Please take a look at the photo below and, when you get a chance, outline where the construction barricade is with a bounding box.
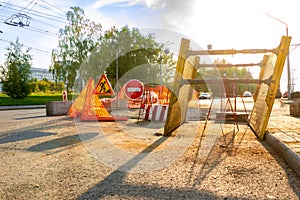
[144,104,169,121]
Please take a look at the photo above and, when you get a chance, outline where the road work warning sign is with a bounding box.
[94,74,115,96]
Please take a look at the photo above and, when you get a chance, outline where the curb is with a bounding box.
[265,132,300,177]
[0,105,46,111]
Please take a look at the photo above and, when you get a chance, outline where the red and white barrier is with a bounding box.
[144,104,169,121]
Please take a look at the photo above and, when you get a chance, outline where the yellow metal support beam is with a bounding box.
[164,38,190,136]
[189,48,277,56]
[186,78,271,85]
[197,62,262,68]
[248,36,291,140]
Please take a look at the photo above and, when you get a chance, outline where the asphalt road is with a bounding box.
[0,109,65,137]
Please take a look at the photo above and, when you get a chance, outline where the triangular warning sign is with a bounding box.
[80,78,127,121]
[94,74,115,96]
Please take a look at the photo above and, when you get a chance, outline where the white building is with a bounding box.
[30,67,54,81]
[0,67,54,92]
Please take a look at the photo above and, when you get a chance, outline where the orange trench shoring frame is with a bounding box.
[164,36,291,141]
[69,78,128,121]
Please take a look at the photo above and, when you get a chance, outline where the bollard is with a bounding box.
[62,90,67,101]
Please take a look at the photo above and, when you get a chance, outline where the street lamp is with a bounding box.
[116,48,119,108]
[266,13,292,99]
[159,41,173,94]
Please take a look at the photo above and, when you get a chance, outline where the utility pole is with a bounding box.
[116,48,119,108]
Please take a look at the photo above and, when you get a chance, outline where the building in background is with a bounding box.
[0,67,54,92]
[30,67,54,81]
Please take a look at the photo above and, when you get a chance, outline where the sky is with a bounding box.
[0,0,299,92]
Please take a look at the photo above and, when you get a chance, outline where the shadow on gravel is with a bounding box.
[77,134,253,200]
[28,133,98,153]
[0,117,74,144]
[78,170,233,200]
[188,125,248,188]
[0,131,55,144]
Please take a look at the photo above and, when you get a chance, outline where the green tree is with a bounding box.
[81,26,175,88]
[196,58,256,96]
[50,6,102,94]
[0,38,32,99]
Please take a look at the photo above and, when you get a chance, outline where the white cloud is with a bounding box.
[89,0,138,9]
[144,0,166,9]
[89,0,166,10]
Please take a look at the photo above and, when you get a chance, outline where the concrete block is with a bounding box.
[46,101,72,116]
[290,102,300,117]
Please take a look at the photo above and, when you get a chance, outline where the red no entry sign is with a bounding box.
[124,79,144,99]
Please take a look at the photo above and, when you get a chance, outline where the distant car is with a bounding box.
[242,91,252,97]
[199,92,211,99]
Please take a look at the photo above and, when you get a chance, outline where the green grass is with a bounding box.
[0,92,76,106]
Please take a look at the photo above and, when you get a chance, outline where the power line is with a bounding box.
[0,0,12,12]
[19,0,37,13]
[0,1,68,37]
[24,25,58,37]
[30,17,61,29]
[39,0,66,15]
[22,0,66,18]
[0,1,67,23]
[4,13,31,27]
[0,17,59,38]
[0,38,51,54]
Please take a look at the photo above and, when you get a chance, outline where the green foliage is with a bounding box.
[0,92,68,106]
[29,79,65,93]
[0,38,32,99]
[81,26,176,88]
[50,6,102,93]
[50,7,175,93]
[196,58,256,96]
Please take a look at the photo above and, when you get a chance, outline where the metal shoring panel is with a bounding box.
[248,36,291,140]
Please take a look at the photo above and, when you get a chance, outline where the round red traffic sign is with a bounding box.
[124,79,144,99]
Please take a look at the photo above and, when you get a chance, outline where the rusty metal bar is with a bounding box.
[196,62,262,68]
[189,48,277,56]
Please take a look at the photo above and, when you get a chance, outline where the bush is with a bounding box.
[29,80,65,93]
